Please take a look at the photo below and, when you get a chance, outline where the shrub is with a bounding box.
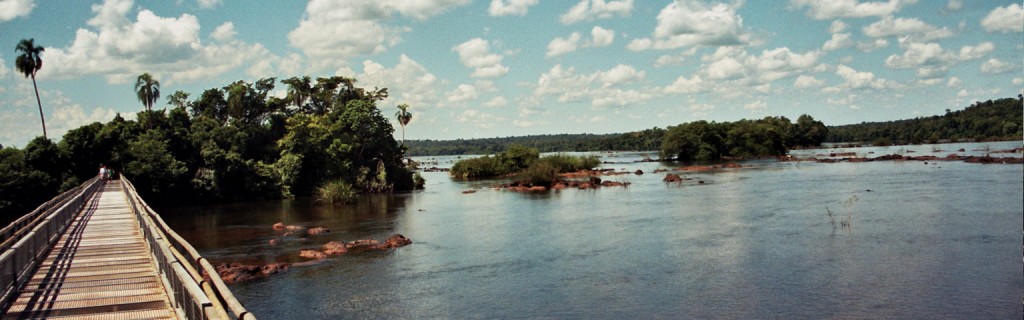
[517,161,559,187]
[316,180,358,204]
[537,153,600,172]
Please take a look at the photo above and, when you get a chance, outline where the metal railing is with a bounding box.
[121,177,256,320]
[0,177,103,312]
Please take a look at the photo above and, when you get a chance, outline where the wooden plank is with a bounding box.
[2,182,178,320]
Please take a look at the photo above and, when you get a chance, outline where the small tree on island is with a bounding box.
[394,103,412,146]
[15,38,47,139]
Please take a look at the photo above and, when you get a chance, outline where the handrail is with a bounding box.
[120,177,256,320]
[0,177,100,252]
[0,177,103,312]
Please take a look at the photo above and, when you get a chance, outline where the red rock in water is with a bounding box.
[299,250,326,259]
[216,262,289,284]
[268,238,280,246]
[322,241,349,255]
[663,174,683,182]
[272,222,286,230]
[384,234,412,248]
[307,227,330,235]
[346,239,382,253]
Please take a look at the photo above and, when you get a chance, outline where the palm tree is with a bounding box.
[282,76,312,111]
[135,73,161,111]
[15,38,46,139]
[394,103,412,146]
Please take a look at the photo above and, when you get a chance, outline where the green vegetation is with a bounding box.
[409,98,1021,157]
[450,145,600,180]
[1,75,416,225]
[660,115,826,161]
[826,97,1023,144]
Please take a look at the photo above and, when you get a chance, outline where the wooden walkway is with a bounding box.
[2,182,177,319]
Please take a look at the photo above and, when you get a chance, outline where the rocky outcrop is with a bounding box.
[215,262,290,284]
[307,227,330,235]
[663,174,683,183]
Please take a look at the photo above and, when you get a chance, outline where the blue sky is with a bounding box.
[1,0,1021,148]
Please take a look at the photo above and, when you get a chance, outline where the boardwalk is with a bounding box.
[2,182,177,319]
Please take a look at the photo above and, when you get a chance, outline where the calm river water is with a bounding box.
[161,141,1023,319]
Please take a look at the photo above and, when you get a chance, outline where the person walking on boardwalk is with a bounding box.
[99,164,107,180]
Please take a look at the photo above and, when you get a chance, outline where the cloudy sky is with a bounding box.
[1,0,1021,147]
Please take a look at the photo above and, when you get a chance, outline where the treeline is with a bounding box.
[1,76,417,225]
[408,97,1022,157]
[826,97,1022,144]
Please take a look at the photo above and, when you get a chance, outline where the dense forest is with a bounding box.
[408,97,1022,156]
[1,75,419,225]
[825,97,1022,144]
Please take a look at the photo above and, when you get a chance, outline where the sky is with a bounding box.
[0,0,1021,148]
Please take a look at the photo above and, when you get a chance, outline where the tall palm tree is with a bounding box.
[15,38,46,139]
[135,73,161,111]
[394,103,412,146]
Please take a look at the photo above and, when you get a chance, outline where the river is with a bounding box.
[161,141,1023,319]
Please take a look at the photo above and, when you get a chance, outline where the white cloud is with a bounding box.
[628,0,749,50]
[794,75,824,89]
[546,33,581,58]
[288,0,471,71]
[823,33,853,51]
[489,0,538,16]
[857,38,889,51]
[980,58,1016,74]
[706,57,745,80]
[597,64,644,87]
[862,16,953,41]
[790,0,917,20]
[0,57,8,78]
[197,0,222,9]
[836,64,890,89]
[560,0,633,24]
[958,42,994,60]
[663,75,705,94]
[453,38,509,78]
[456,109,503,128]
[547,27,615,57]
[483,96,508,108]
[356,55,441,109]
[1012,78,1023,85]
[744,100,767,111]
[981,4,1023,33]
[884,42,956,69]
[42,0,277,84]
[211,22,236,42]
[0,0,34,21]
[589,26,615,47]
[446,84,479,103]
[829,20,848,33]
[946,76,961,87]
[533,64,653,108]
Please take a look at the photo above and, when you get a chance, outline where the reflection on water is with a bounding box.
[159,141,1023,319]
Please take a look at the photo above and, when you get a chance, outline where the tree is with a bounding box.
[166,90,190,109]
[394,103,412,146]
[281,76,312,111]
[135,73,161,111]
[15,38,47,139]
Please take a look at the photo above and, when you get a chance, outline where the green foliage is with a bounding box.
[316,180,358,204]
[827,98,1022,143]
[517,161,559,187]
[450,146,599,180]
[0,75,418,216]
